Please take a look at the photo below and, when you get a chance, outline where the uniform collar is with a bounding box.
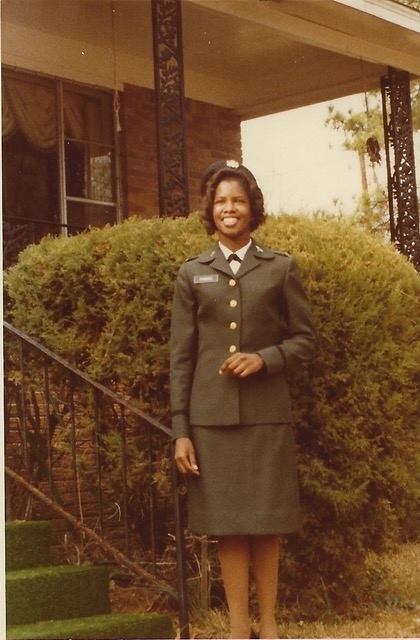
[198,239,275,276]
[218,239,252,262]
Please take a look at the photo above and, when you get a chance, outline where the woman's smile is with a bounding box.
[222,216,239,228]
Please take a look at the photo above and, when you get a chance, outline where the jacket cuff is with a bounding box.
[256,345,287,375]
[171,412,191,441]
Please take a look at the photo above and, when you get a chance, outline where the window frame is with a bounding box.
[3,66,122,236]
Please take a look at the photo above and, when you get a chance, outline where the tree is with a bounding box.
[396,0,420,10]
[325,82,420,234]
[325,92,387,229]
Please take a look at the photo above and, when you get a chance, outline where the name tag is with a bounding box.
[194,274,219,284]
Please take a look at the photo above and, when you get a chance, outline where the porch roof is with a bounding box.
[2,0,420,119]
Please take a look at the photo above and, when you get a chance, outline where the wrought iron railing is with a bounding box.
[3,216,86,270]
[3,321,190,638]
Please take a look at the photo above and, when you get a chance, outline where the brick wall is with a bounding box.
[120,85,159,219]
[120,84,242,219]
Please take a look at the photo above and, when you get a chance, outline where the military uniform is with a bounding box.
[170,239,315,535]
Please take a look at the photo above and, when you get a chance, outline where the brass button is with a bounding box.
[229,279,236,287]
[229,345,237,353]
[230,300,237,308]
[230,322,237,330]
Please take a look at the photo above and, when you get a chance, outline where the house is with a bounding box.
[3,5,420,635]
[2,0,420,265]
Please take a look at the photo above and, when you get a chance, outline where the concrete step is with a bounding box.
[6,564,110,626]
[6,612,175,639]
[5,520,51,571]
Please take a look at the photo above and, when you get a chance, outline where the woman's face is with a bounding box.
[212,179,252,248]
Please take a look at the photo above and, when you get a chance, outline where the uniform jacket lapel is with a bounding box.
[197,245,231,277]
[197,240,275,278]
[238,240,275,277]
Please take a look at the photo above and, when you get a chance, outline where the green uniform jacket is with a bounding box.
[170,239,315,439]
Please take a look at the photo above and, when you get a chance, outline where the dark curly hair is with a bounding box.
[199,164,266,236]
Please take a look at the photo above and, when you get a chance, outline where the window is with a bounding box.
[2,69,120,248]
[64,87,118,230]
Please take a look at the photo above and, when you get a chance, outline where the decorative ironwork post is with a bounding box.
[152,0,189,218]
[381,67,420,271]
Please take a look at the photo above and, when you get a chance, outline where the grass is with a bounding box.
[109,543,420,638]
[191,609,420,638]
[188,543,420,639]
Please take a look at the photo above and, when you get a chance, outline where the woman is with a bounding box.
[170,160,315,639]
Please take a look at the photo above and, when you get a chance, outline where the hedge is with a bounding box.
[5,520,51,571]
[5,213,420,615]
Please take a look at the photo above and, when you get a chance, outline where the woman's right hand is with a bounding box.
[174,437,200,476]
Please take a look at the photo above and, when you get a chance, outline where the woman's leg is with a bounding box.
[251,535,280,639]
[218,535,251,639]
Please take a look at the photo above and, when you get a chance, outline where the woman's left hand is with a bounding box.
[219,352,265,378]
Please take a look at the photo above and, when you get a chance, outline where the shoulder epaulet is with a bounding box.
[274,250,291,257]
[184,255,198,263]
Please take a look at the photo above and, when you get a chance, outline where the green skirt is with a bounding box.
[187,423,301,536]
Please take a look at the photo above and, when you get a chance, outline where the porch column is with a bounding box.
[151,0,189,218]
[381,67,420,271]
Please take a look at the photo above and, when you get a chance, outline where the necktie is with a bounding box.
[227,253,241,274]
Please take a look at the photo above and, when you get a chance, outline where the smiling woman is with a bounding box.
[170,160,315,639]
[211,180,252,249]
[198,160,265,236]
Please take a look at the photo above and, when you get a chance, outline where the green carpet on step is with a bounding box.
[6,612,175,639]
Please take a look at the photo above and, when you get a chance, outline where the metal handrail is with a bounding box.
[3,215,85,232]
[5,322,171,436]
[3,320,189,638]
[2,216,87,270]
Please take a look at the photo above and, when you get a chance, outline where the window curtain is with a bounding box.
[2,76,57,149]
[1,76,95,149]
[63,91,85,141]
[64,90,103,144]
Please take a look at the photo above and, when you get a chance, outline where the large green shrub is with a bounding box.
[5,213,420,615]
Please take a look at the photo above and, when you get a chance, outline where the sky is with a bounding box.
[241,93,388,216]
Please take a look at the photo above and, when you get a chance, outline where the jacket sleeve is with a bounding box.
[170,263,198,440]
[256,256,315,375]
